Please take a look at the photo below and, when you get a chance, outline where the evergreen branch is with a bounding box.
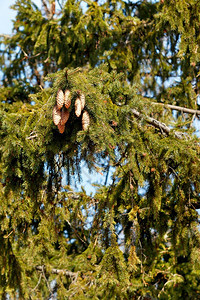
[130,109,188,139]
[36,266,78,281]
[152,102,200,116]
[158,274,184,298]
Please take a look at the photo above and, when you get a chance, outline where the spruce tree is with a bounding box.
[0,0,200,299]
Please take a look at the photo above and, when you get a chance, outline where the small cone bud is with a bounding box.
[57,122,65,134]
[80,93,85,111]
[56,89,65,110]
[61,108,70,125]
[82,111,90,131]
[53,105,61,125]
[75,98,82,117]
[64,89,71,109]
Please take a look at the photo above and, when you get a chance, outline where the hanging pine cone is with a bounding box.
[57,122,65,134]
[60,108,70,125]
[82,110,90,131]
[53,105,61,125]
[64,89,71,109]
[75,97,82,117]
[80,93,85,111]
[56,89,65,110]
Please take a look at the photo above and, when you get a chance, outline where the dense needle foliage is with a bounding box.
[0,0,200,298]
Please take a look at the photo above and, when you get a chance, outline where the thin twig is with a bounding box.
[21,52,42,61]
[26,134,38,140]
[42,0,50,17]
[3,230,14,238]
[151,102,200,116]
[41,265,52,294]
[190,113,196,128]
[57,0,62,10]
[66,220,88,245]
[32,273,42,292]
[168,166,180,180]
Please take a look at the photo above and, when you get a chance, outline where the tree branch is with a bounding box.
[42,0,50,17]
[27,107,188,141]
[57,0,63,10]
[32,273,42,292]
[130,108,188,139]
[0,34,11,39]
[36,266,78,281]
[66,219,88,245]
[152,102,200,116]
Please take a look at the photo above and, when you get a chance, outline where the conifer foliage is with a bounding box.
[0,0,200,298]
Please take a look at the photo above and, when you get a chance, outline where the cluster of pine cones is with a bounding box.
[52,89,90,133]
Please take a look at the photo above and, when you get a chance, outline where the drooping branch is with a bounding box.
[130,109,188,139]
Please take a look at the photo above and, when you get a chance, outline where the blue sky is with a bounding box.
[0,1,16,34]
[0,0,41,34]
